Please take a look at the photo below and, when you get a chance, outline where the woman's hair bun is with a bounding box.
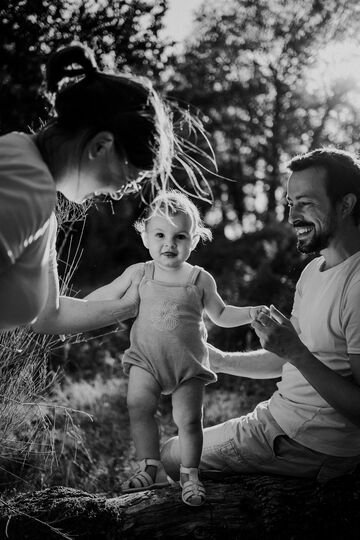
[46,43,98,93]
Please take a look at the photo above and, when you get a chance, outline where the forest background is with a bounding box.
[1,0,360,496]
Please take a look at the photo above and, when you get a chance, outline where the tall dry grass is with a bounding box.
[0,197,92,491]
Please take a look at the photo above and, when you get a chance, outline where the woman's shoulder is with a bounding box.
[0,132,56,199]
[0,132,57,261]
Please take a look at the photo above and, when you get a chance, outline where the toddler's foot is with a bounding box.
[122,458,170,493]
[180,465,206,506]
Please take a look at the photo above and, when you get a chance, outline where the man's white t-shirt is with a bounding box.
[269,252,360,456]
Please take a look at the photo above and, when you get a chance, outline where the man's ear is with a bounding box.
[191,234,200,250]
[88,131,114,160]
[141,231,149,249]
[340,193,357,219]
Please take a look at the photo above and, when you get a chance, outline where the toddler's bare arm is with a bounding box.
[200,270,267,327]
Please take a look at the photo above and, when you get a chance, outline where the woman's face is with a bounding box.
[57,131,143,204]
[76,151,128,204]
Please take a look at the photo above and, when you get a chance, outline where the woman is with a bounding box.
[0,43,176,333]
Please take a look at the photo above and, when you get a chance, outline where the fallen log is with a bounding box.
[1,470,360,540]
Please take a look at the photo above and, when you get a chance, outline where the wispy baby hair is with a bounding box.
[134,190,212,242]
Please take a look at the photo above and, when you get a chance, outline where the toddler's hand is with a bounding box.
[249,305,270,321]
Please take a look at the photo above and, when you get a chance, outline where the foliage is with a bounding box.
[166,0,360,229]
[0,0,170,134]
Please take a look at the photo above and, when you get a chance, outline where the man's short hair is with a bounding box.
[289,147,360,224]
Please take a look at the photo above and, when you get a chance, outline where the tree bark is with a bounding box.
[1,470,360,540]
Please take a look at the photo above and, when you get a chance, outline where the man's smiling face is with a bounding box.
[287,166,339,254]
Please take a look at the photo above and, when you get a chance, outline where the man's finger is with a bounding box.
[256,312,273,327]
[251,319,267,331]
[270,305,288,325]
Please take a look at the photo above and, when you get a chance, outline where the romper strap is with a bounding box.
[144,260,155,279]
[188,265,202,285]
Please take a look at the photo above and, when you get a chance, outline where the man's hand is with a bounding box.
[251,304,307,362]
[207,342,228,372]
[249,305,270,320]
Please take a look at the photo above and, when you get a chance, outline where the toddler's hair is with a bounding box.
[135,190,212,242]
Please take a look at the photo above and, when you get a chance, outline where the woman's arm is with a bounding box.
[200,270,266,327]
[84,263,145,301]
[32,262,144,335]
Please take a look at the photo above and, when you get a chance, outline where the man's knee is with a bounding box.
[161,436,181,480]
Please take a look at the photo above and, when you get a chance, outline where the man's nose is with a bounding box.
[288,205,300,224]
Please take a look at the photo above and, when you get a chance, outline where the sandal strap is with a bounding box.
[181,479,206,506]
[182,481,206,496]
[140,458,161,469]
[123,458,169,490]
[180,466,206,506]
[125,470,153,489]
[180,465,200,482]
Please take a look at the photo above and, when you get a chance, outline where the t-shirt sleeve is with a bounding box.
[0,132,57,266]
[291,269,305,320]
[342,280,360,354]
[47,213,58,272]
[0,233,15,272]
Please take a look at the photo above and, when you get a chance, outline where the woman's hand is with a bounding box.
[118,265,144,318]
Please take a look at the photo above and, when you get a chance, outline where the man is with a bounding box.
[162,147,360,483]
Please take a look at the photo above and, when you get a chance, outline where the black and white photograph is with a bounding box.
[1,1,360,538]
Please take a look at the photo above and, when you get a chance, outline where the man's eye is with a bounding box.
[155,233,164,238]
[177,235,186,240]
[299,201,312,207]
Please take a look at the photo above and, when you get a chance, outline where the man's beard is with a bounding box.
[296,213,338,254]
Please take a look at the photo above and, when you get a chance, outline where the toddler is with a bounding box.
[91,190,266,506]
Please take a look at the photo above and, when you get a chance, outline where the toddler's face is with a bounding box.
[142,212,198,269]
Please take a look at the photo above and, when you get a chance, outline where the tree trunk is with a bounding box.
[1,470,360,540]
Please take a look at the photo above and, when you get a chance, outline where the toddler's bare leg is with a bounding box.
[172,378,206,505]
[172,379,204,471]
[127,366,162,480]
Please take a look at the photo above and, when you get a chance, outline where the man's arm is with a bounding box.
[208,343,286,379]
[253,305,360,427]
[32,263,144,335]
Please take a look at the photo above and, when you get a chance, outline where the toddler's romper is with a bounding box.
[122,261,217,394]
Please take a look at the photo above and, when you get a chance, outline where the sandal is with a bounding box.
[180,465,206,507]
[122,458,170,493]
